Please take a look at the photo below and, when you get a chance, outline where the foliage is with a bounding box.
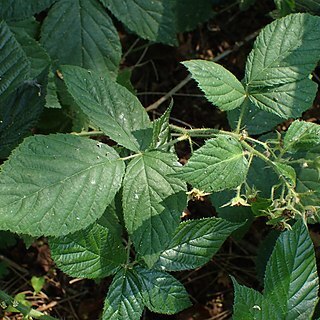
[0,1,320,319]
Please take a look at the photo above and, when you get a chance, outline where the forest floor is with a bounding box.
[1,1,320,319]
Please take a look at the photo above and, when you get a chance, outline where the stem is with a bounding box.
[158,134,189,150]
[235,99,248,133]
[0,290,57,320]
[71,130,104,137]
[126,238,132,265]
[119,153,142,161]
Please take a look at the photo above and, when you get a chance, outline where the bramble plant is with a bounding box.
[0,1,320,319]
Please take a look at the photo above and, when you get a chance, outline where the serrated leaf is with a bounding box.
[264,219,319,319]
[273,162,296,187]
[183,60,246,111]
[245,13,320,88]
[0,134,125,236]
[232,277,277,320]
[41,0,121,76]
[154,218,242,271]
[248,77,317,119]
[178,135,249,192]
[284,120,320,152]
[0,80,45,159]
[174,0,213,32]
[12,32,50,79]
[101,0,177,46]
[8,18,40,39]
[50,222,126,279]
[102,268,144,320]
[136,266,191,314]
[123,151,187,267]
[228,99,285,135]
[61,65,152,152]
[0,0,55,21]
[0,20,30,99]
[150,105,172,149]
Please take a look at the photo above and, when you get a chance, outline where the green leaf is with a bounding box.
[0,134,125,236]
[232,277,277,320]
[136,266,191,314]
[102,268,144,320]
[101,0,177,46]
[31,276,45,294]
[183,60,246,111]
[210,190,253,239]
[174,0,213,32]
[150,105,172,149]
[178,135,249,192]
[50,222,126,279]
[41,0,121,76]
[0,81,45,159]
[45,70,61,109]
[154,218,242,271]
[0,20,30,99]
[296,0,320,14]
[284,120,320,152]
[295,161,320,223]
[264,219,319,319]
[61,65,152,152]
[12,32,50,80]
[245,13,320,88]
[116,68,136,95]
[273,162,296,187]
[8,18,40,39]
[228,99,285,135]
[274,0,296,16]
[0,0,55,21]
[123,151,187,267]
[248,77,317,119]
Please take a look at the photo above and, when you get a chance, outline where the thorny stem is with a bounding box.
[0,290,57,320]
[119,153,142,161]
[126,238,132,265]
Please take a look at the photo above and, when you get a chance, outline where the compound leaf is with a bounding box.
[50,222,126,279]
[61,65,152,152]
[248,78,317,119]
[136,266,191,314]
[155,218,243,271]
[245,13,320,88]
[0,0,55,21]
[183,60,246,111]
[0,134,125,236]
[41,0,121,76]
[284,120,320,152]
[178,135,249,192]
[102,268,144,320]
[101,0,177,46]
[123,151,187,268]
[264,219,319,319]
[0,20,30,99]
